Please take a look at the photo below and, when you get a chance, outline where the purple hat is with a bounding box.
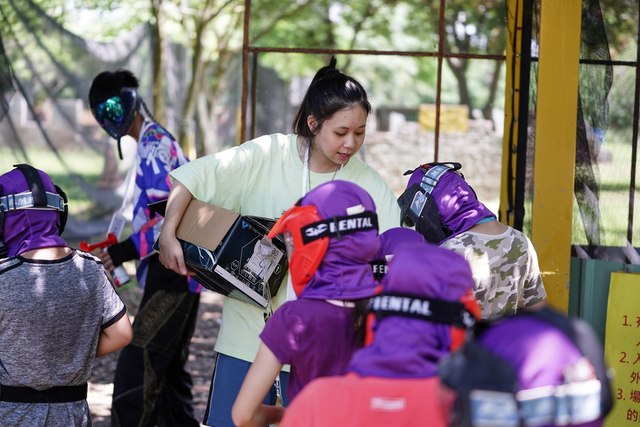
[406,167,495,242]
[298,180,380,301]
[371,227,425,281]
[377,227,425,260]
[349,242,474,379]
[0,166,66,257]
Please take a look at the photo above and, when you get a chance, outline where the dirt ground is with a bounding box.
[88,288,224,426]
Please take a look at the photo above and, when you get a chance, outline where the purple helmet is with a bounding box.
[377,227,425,259]
[269,180,381,301]
[0,165,67,257]
[399,162,495,244]
[371,227,425,281]
[349,242,475,379]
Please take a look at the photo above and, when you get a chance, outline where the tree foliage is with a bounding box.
[5,0,637,156]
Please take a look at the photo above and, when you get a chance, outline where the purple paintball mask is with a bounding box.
[398,162,495,244]
[0,164,67,258]
[349,242,476,379]
[272,180,381,301]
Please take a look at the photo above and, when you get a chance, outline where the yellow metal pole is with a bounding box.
[531,0,582,312]
[500,0,523,227]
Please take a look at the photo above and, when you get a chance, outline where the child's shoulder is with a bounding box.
[141,122,175,145]
[74,248,103,265]
[0,256,21,274]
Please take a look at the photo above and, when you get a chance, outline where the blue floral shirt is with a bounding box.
[130,121,200,292]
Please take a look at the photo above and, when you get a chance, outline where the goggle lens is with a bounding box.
[92,90,138,140]
[94,96,125,127]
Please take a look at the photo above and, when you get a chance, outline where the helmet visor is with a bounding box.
[398,183,426,228]
[91,89,138,140]
[268,204,329,296]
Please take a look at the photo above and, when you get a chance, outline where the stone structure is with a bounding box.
[2,93,504,215]
[362,119,503,212]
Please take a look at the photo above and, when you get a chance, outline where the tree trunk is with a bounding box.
[445,56,473,117]
[150,0,165,124]
[481,60,503,124]
[178,24,206,157]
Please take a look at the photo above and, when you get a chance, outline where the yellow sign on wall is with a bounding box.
[605,272,640,426]
[418,104,469,133]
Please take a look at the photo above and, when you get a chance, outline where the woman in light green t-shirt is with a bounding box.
[159,56,400,427]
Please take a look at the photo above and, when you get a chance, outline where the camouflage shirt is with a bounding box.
[440,227,546,320]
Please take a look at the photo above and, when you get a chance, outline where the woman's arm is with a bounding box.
[96,314,132,357]
[158,180,193,275]
[232,343,285,427]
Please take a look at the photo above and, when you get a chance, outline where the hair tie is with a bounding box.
[310,56,342,85]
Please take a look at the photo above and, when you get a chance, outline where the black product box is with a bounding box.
[155,199,287,308]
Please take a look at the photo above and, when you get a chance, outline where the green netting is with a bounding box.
[522,0,639,264]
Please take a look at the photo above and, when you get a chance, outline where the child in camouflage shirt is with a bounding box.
[399,162,546,319]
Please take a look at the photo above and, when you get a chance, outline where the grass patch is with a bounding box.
[571,136,635,246]
[2,147,141,286]
[510,137,635,247]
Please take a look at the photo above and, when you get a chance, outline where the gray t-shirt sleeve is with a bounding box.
[100,271,127,329]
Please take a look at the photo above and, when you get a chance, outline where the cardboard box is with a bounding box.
[156,199,288,308]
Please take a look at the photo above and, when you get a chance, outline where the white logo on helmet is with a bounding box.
[305,223,328,237]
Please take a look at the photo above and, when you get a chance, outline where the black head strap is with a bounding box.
[300,211,378,244]
[10,165,67,231]
[368,292,477,329]
[54,184,68,235]
[13,164,47,207]
[370,258,387,280]
[402,161,462,177]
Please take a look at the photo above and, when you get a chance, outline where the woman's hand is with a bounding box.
[158,180,194,276]
[158,230,190,276]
